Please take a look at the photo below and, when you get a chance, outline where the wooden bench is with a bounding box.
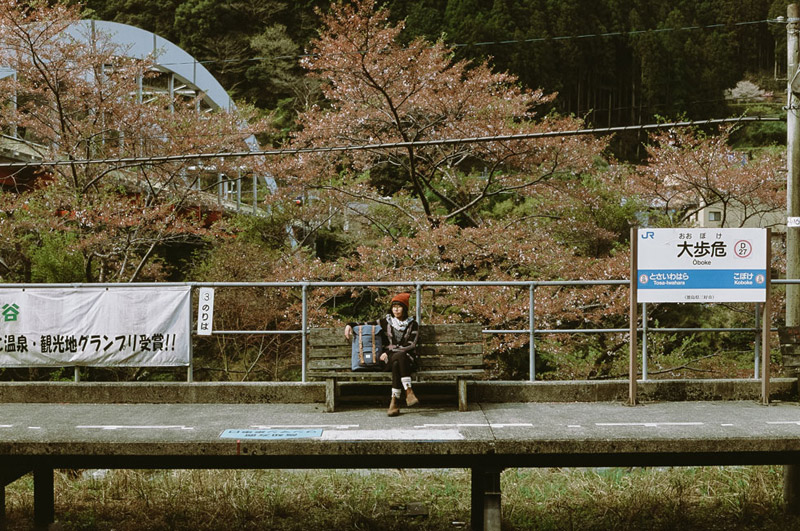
[308,323,485,412]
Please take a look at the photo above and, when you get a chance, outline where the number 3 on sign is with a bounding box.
[197,288,215,336]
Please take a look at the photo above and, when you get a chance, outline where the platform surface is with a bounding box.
[3,400,800,469]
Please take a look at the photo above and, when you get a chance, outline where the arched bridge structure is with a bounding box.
[0,20,275,211]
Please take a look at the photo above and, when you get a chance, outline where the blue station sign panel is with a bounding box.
[637,228,767,303]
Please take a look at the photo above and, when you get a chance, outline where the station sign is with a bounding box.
[637,228,767,303]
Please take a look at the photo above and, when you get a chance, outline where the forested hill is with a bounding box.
[84,0,786,132]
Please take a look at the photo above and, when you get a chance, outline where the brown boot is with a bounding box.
[387,396,400,417]
[405,387,419,407]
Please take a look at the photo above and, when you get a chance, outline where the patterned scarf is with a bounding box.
[387,315,413,333]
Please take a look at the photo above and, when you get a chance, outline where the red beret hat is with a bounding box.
[390,292,410,310]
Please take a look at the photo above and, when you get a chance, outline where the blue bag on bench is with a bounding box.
[351,324,383,371]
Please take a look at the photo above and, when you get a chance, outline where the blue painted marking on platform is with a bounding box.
[220,429,323,440]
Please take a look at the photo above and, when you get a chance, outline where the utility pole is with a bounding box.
[785,4,800,513]
[788,5,800,325]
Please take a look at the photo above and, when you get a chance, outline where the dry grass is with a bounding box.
[502,467,799,530]
[4,466,800,530]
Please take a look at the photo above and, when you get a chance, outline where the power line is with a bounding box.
[0,116,780,169]
[453,20,770,49]
[144,19,777,70]
[0,91,780,145]
[0,87,780,146]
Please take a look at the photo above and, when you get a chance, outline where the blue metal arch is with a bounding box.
[1,22,232,110]
[70,20,234,112]
[2,20,275,195]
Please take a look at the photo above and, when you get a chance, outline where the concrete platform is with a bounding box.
[4,399,800,530]
[3,400,800,466]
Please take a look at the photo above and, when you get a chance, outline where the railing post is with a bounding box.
[188,285,194,383]
[415,284,422,324]
[301,283,308,383]
[236,170,242,212]
[168,72,175,113]
[252,173,258,214]
[642,302,648,381]
[74,367,80,382]
[529,284,535,382]
[10,71,17,138]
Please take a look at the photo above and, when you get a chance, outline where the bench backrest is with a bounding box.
[307,323,484,376]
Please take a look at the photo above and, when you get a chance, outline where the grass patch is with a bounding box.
[4,467,800,530]
[503,467,797,530]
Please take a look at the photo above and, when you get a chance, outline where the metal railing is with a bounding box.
[3,279,795,383]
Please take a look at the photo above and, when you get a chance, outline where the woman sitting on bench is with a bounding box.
[344,293,420,416]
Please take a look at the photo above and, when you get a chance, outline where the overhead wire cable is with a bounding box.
[0,116,781,168]
[456,19,770,49]
[108,19,776,69]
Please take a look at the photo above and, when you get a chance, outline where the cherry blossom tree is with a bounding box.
[248,0,631,379]
[628,127,784,228]
[275,0,607,231]
[0,0,269,282]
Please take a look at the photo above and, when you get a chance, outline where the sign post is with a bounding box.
[629,228,638,406]
[762,230,772,405]
[633,228,770,403]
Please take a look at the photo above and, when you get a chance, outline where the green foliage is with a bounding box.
[29,232,86,283]
[643,304,764,378]
[246,24,301,109]
[188,216,284,282]
[385,0,777,160]
[83,0,182,41]
[319,287,418,326]
[86,0,322,111]
[728,101,786,149]
[313,227,354,262]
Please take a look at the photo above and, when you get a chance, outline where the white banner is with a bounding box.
[0,287,191,367]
